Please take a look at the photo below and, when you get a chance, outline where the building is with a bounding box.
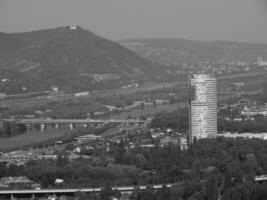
[189,74,217,143]
[75,134,102,143]
[178,137,188,150]
[0,176,35,189]
[256,57,267,66]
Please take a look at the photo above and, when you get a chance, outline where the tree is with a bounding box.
[153,100,157,108]
[205,175,218,200]
[114,139,127,163]
[140,103,145,110]
[56,150,69,167]
[155,185,171,200]
[74,192,90,200]
[65,143,74,151]
[100,184,121,200]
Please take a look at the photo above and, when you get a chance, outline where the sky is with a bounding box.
[0,0,266,43]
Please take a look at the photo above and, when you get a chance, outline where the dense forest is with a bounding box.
[1,137,267,199]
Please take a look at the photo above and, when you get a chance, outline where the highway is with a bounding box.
[3,118,150,124]
[0,184,174,197]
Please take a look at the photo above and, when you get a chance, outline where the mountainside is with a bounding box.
[0,26,160,94]
[120,38,267,66]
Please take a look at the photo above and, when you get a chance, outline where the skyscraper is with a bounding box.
[189,74,217,144]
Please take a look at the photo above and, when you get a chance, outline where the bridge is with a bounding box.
[3,118,150,132]
[3,118,149,124]
[0,184,173,198]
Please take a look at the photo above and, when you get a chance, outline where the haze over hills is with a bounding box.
[0,26,160,94]
[120,38,267,66]
[2,27,267,95]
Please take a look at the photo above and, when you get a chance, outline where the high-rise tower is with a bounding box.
[189,74,217,144]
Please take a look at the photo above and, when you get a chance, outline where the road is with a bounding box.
[0,183,174,198]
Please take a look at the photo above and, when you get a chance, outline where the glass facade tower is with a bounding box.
[189,74,217,143]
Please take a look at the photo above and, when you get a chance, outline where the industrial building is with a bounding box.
[189,74,217,143]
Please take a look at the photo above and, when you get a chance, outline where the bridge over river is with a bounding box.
[3,118,150,132]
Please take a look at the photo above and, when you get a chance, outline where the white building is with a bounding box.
[189,74,217,143]
[256,57,267,66]
[69,25,78,30]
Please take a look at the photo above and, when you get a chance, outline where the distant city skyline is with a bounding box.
[0,0,267,43]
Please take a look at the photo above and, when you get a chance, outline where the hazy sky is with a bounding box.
[0,0,266,43]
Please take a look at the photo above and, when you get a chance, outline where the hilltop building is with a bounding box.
[189,74,217,144]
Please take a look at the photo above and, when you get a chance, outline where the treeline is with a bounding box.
[2,137,267,199]
[218,116,267,133]
[151,109,267,133]
[150,109,189,132]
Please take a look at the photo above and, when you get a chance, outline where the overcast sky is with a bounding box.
[0,0,266,43]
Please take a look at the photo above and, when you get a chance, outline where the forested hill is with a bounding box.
[0,26,161,94]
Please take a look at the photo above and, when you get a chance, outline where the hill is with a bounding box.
[120,38,267,66]
[0,26,160,94]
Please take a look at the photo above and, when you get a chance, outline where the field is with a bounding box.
[0,81,183,115]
